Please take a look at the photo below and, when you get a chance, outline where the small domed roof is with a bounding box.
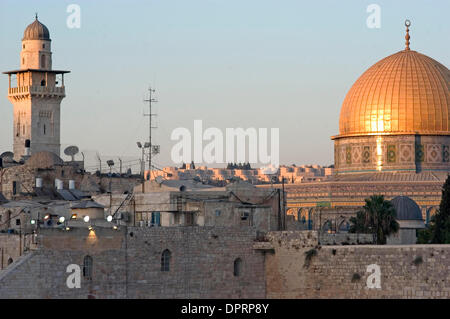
[23,16,50,41]
[26,151,63,168]
[391,196,423,220]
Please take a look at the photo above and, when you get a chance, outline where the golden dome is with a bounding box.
[338,49,449,138]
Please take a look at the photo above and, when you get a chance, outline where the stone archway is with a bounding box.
[298,208,314,230]
[286,208,298,220]
[426,207,438,225]
[322,220,333,233]
[337,219,350,233]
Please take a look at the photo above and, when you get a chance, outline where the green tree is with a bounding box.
[417,215,435,244]
[349,195,400,244]
[430,175,450,243]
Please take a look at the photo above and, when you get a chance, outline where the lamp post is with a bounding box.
[107,160,114,214]
[137,142,150,180]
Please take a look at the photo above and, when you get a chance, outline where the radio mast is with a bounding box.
[143,87,159,180]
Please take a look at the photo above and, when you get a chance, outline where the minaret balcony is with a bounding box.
[8,85,65,98]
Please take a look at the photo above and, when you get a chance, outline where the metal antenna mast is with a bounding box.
[143,87,159,180]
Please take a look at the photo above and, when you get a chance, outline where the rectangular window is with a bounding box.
[16,219,21,226]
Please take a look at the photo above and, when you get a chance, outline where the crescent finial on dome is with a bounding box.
[405,19,411,51]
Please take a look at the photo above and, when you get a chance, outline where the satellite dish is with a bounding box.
[155,176,163,184]
[0,152,14,161]
[64,146,79,161]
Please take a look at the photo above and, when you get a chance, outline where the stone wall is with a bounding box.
[264,231,450,299]
[2,229,449,299]
[0,234,21,270]
[0,226,265,298]
[318,232,374,245]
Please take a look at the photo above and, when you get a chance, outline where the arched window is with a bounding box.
[41,55,45,68]
[233,258,242,277]
[83,255,93,280]
[41,79,46,86]
[43,124,46,135]
[7,258,13,265]
[161,249,171,272]
[339,221,350,233]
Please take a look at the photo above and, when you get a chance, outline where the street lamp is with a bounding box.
[107,160,115,214]
[137,142,150,180]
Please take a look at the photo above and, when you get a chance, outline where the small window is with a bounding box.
[43,124,46,135]
[161,249,171,272]
[16,219,21,226]
[22,58,25,65]
[12,181,17,195]
[240,211,249,221]
[151,212,161,226]
[233,258,242,277]
[41,55,45,68]
[23,125,25,135]
[83,255,93,280]
[7,258,13,265]
[41,80,46,86]
[215,210,221,217]
[42,44,45,49]
[23,44,25,49]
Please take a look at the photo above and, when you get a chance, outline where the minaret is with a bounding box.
[3,15,69,161]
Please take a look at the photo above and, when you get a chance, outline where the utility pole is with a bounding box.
[282,177,286,231]
[96,153,102,173]
[143,87,159,181]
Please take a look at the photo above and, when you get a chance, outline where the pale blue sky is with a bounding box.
[0,0,448,172]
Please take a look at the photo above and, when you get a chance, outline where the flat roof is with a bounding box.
[3,69,70,75]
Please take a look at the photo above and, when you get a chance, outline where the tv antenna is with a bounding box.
[64,145,79,162]
[143,86,159,180]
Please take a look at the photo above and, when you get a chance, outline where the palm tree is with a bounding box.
[349,195,399,244]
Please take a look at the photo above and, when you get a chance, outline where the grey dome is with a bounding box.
[26,151,63,168]
[391,196,423,221]
[23,17,50,41]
